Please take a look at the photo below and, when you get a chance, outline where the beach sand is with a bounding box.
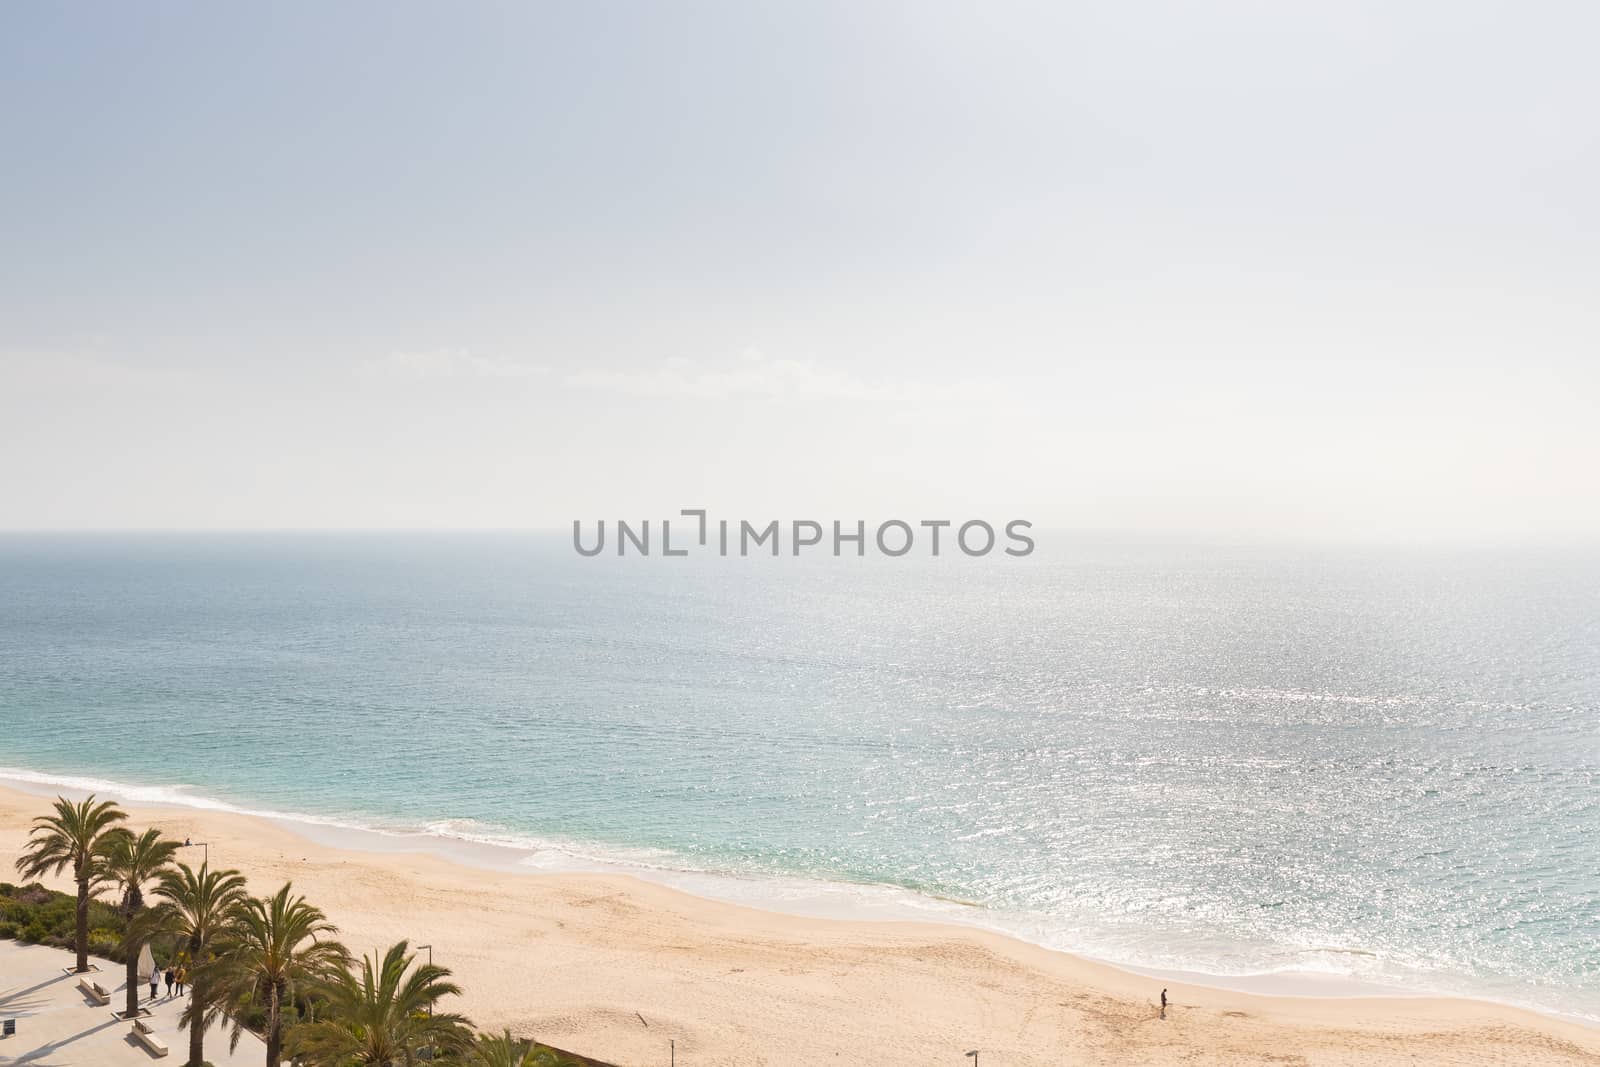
[1,784,1594,1066]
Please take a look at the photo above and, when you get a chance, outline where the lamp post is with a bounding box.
[418,944,435,1060]
[966,1051,979,1067]
[418,945,434,1016]
[184,840,209,865]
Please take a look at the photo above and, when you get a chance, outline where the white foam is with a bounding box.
[0,765,402,835]
[2,764,1593,1027]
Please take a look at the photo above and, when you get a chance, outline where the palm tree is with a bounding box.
[286,940,472,1065]
[100,827,182,1018]
[463,1030,539,1067]
[207,883,347,1067]
[465,1031,526,1067]
[145,862,250,1067]
[463,1031,590,1067]
[13,794,127,972]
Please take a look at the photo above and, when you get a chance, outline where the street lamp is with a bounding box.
[183,840,209,865]
[418,945,434,1016]
[966,1051,979,1067]
[418,945,435,1060]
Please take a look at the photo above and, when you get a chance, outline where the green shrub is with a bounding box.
[0,882,127,962]
[89,927,122,955]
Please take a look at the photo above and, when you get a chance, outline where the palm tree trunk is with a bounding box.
[265,984,282,1067]
[125,939,141,1017]
[74,874,90,973]
[186,930,206,1067]
[187,976,206,1067]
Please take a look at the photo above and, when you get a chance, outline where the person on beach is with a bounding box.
[1160,988,1168,1018]
[175,965,186,996]
[164,966,175,998]
[148,967,159,1002]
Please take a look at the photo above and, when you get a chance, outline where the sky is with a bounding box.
[2,1,1597,542]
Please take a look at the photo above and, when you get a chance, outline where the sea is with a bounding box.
[0,532,1594,1022]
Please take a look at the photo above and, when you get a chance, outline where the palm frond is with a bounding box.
[286,938,473,1066]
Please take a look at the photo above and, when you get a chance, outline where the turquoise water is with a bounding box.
[0,533,1595,1019]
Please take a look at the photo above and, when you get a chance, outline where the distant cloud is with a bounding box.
[0,350,195,391]
[564,350,877,400]
[359,349,548,382]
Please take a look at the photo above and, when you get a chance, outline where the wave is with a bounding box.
[0,763,997,931]
[0,765,412,836]
[2,762,1595,1028]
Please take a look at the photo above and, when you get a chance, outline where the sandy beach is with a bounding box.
[1,784,1594,1067]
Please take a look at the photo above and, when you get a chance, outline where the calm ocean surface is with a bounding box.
[0,534,1595,1019]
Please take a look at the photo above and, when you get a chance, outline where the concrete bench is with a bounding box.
[131,1019,168,1057]
[77,977,111,1005]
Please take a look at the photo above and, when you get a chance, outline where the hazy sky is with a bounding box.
[2,2,1596,541]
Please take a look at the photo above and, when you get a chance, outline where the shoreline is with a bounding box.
[265,818,1450,1006]
[2,778,1598,1064]
[0,765,1583,1020]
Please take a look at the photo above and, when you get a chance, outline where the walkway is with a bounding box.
[0,939,265,1066]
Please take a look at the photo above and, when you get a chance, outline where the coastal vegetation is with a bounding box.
[13,793,128,972]
[5,793,608,1067]
[105,826,184,1019]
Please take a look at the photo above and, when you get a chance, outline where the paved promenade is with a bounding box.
[0,939,265,1066]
